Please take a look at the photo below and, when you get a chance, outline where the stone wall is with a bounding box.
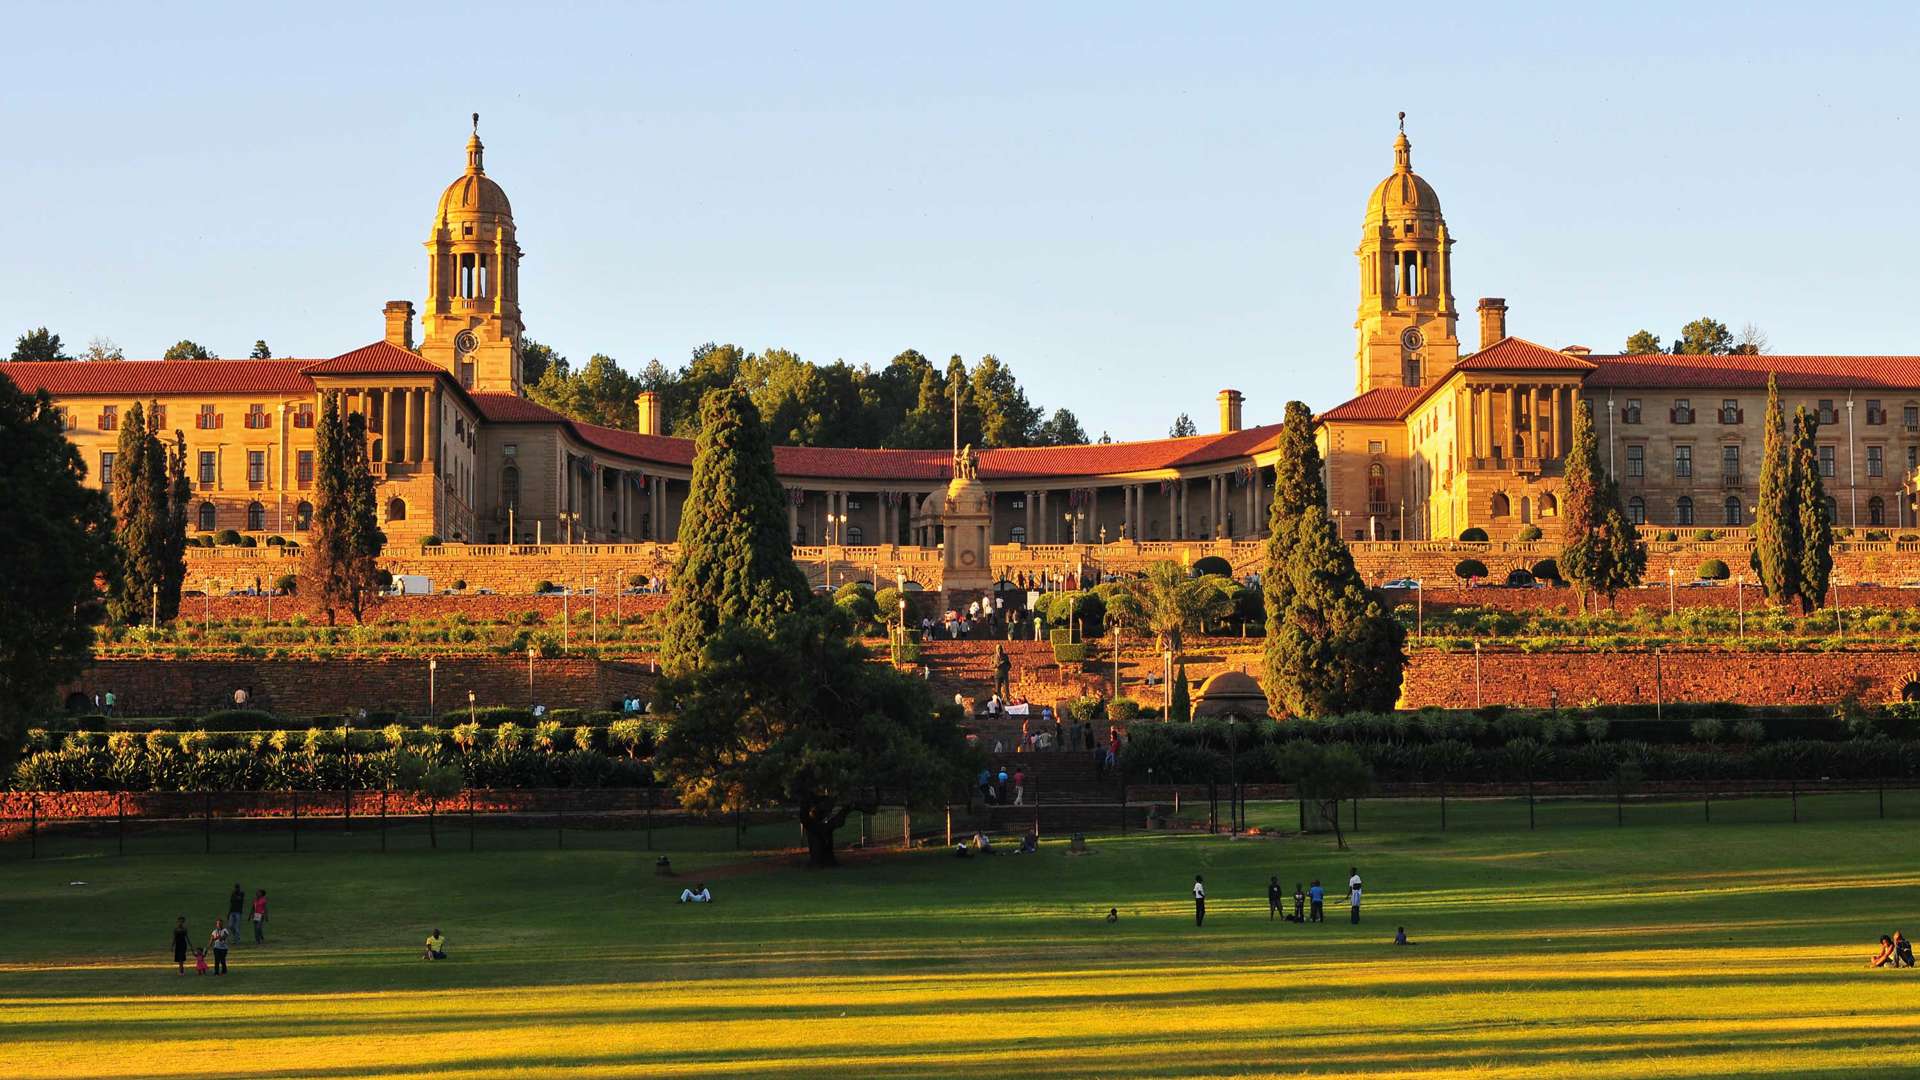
[186,593,667,624]
[63,658,659,717]
[1402,583,1920,615]
[1400,648,1918,709]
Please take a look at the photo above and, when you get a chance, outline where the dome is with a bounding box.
[943,473,990,516]
[435,131,513,221]
[1363,131,1441,222]
[1193,670,1270,719]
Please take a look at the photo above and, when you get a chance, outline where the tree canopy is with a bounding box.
[1623,330,1664,355]
[1558,400,1645,606]
[9,327,69,362]
[0,375,114,764]
[162,340,216,361]
[1169,413,1199,438]
[1753,375,1799,603]
[248,340,273,359]
[106,401,189,625]
[302,397,384,624]
[653,605,975,867]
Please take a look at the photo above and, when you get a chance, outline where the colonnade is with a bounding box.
[1458,382,1574,466]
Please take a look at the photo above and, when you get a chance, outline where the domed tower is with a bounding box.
[1353,115,1459,393]
[420,115,524,393]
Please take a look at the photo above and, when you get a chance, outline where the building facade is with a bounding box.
[10,121,1920,554]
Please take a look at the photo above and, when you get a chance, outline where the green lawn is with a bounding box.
[5,804,1920,1078]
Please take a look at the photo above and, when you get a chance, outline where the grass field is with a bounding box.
[5,801,1920,1078]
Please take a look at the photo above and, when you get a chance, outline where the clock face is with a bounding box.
[1400,327,1424,351]
[454,330,479,355]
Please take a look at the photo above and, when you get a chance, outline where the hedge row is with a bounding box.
[11,743,659,793]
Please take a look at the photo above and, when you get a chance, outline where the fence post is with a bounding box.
[901,810,911,850]
[117,791,125,856]
[292,790,300,852]
[380,788,387,853]
[204,791,212,854]
[468,790,475,852]
[29,792,38,860]
[945,805,952,847]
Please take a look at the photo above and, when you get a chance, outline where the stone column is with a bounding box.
[1038,490,1050,542]
[425,388,441,477]
[1167,483,1177,540]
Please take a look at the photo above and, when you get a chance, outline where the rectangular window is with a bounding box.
[99,405,118,431]
[100,451,115,491]
[197,404,220,430]
[1906,406,1919,428]
[1367,440,1385,454]
[248,450,266,489]
[1909,446,1918,472]
[1867,399,1885,425]
[198,451,216,488]
[1819,445,1835,477]
[1868,445,1884,477]
[1626,445,1645,478]
[1722,444,1739,476]
[151,404,166,430]
[297,450,314,487]
[292,404,314,429]
[1623,398,1642,424]
[1674,445,1692,478]
[1818,399,1837,425]
[1672,398,1693,424]
[245,404,269,430]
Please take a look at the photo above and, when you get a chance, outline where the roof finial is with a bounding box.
[466,113,484,174]
[472,112,480,135]
[1393,113,1411,172]
[1397,110,1405,133]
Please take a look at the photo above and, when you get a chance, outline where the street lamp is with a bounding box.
[429,658,438,720]
[1227,714,1238,838]
[467,689,476,724]
[151,583,159,632]
[1667,566,1676,618]
[527,645,536,707]
[825,513,847,588]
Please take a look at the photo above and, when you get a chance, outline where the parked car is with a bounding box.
[1381,577,1420,590]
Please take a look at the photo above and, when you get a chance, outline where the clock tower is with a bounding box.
[1353,116,1459,393]
[420,115,525,393]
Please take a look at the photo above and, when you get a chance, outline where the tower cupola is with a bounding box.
[1352,114,1459,393]
[420,114,525,393]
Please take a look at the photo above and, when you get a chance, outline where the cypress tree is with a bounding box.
[1753,374,1799,602]
[1169,660,1191,721]
[1264,504,1406,718]
[106,401,154,624]
[1558,401,1645,609]
[661,386,810,675]
[157,427,191,622]
[304,397,384,624]
[1791,407,1833,612]
[1261,401,1325,623]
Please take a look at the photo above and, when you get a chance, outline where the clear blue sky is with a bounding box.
[5,2,1919,438]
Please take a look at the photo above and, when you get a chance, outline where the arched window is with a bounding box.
[1870,496,1886,526]
[1489,492,1510,518]
[1724,497,1742,526]
[794,525,808,545]
[1627,496,1646,525]
[246,501,265,531]
[1519,496,1532,524]
[1009,525,1027,544]
[1824,495,1838,522]
[501,465,520,511]
[846,525,865,545]
[1539,492,1559,518]
[1676,496,1694,526]
[1366,464,1388,508]
[197,502,217,532]
[295,501,313,531]
[387,498,407,522]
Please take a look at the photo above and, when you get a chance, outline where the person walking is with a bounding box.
[1309,879,1325,923]
[1013,768,1026,807]
[1349,881,1363,925]
[103,690,116,717]
[1193,875,1206,927]
[993,644,1011,699]
[171,916,190,974]
[1268,876,1283,921]
[251,889,268,943]
[227,884,245,942]
[1053,715,1064,753]
[208,920,230,975]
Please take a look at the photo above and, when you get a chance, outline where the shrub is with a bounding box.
[423,535,443,546]
[628,573,649,589]
[274,573,298,595]
[1655,530,1679,542]
[241,535,258,547]
[1108,698,1142,723]
[1697,558,1730,580]
[265,535,285,547]
[216,529,242,546]
[1689,717,1725,744]
[532,719,564,752]
[1694,529,1719,542]
[494,721,525,752]
[452,579,468,591]
[1515,525,1543,542]
[571,724,598,753]
[607,718,645,758]
[1459,527,1489,542]
[536,580,556,594]
[1530,558,1561,583]
[1052,641,1091,664]
[1454,559,1489,583]
[1734,719,1767,744]
[1865,530,1892,542]
[199,709,278,732]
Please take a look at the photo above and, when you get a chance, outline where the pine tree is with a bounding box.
[158,427,191,621]
[1752,374,1799,602]
[660,387,810,676]
[1559,401,1645,608]
[303,397,383,624]
[1261,401,1326,620]
[1263,504,1406,717]
[1169,660,1192,721]
[1791,407,1833,612]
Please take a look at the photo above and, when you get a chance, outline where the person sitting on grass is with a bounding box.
[953,842,972,858]
[1104,907,1118,924]
[423,929,447,960]
[1393,926,1416,946]
[1896,931,1915,968]
[1870,935,1897,968]
[679,884,713,903]
[973,832,994,854]
[1018,831,1038,854]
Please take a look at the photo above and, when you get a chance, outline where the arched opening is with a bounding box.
[1627,496,1646,525]
[846,525,865,545]
[1538,492,1559,518]
[1724,497,1742,526]
[1870,496,1886,526]
[1519,496,1532,524]
[295,501,313,531]
[1489,492,1510,518]
[1676,496,1694,526]
[246,501,265,531]
[387,498,407,522]
[198,502,217,532]
[1366,463,1388,510]
[1008,525,1027,544]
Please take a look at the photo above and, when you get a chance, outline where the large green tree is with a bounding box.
[1107,561,1232,662]
[1790,407,1833,612]
[1035,408,1088,446]
[1169,413,1199,437]
[302,397,384,624]
[1263,503,1407,717]
[1673,317,1733,356]
[10,327,69,362]
[1753,375,1799,602]
[106,402,186,625]
[654,606,974,866]
[248,340,273,359]
[1623,330,1665,355]
[162,340,216,360]
[0,375,114,763]
[660,387,811,675]
[1262,401,1326,618]
[1559,400,1646,608]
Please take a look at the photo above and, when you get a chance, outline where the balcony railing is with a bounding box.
[1670,407,1696,424]
[1621,407,1642,424]
[1721,474,1742,489]
[1718,408,1744,424]
[1867,409,1887,425]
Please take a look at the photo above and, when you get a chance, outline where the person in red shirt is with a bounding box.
[251,890,268,943]
[1013,768,1026,806]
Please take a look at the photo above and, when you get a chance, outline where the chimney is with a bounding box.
[635,390,661,436]
[1477,297,1508,351]
[1216,389,1244,434]
[383,300,415,350]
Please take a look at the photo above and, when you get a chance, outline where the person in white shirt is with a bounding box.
[678,884,712,903]
[1349,884,1363,924]
[1349,867,1363,891]
[1193,875,1207,927]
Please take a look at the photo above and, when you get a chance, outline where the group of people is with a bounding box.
[977,766,1026,805]
[1188,867,1370,928]
[1870,931,1915,968]
[171,883,268,975]
[954,830,1039,857]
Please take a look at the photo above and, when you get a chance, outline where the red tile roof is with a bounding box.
[1585,353,1920,390]
[1319,386,1425,422]
[473,391,1282,480]
[1454,337,1597,372]
[300,341,442,375]
[1,358,317,396]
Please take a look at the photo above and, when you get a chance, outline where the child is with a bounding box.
[1309,879,1325,922]
[1394,926,1417,946]
[1268,876,1282,921]
[193,948,209,975]
[1292,883,1306,924]
[1105,907,1119,924]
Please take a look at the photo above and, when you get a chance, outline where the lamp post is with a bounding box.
[151,584,159,632]
[527,645,536,707]
[429,658,438,720]
[467,690,476,725]
[825,513,846,588]
[1667,566,1676,618]
[1227,715,1238,838]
